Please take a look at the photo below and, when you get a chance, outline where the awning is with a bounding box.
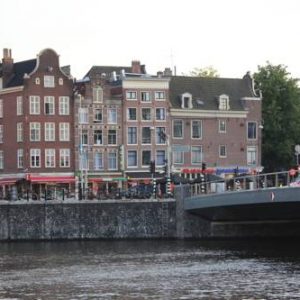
[89,177,127,182]
[0,178,17,185]
[29,176,75,183]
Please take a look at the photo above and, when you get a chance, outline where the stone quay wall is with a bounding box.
[0,200,177,241]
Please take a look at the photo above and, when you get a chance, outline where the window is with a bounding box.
[94,109,103,123]
[181,93,192,108]
[142,150,151,166]
[30,149,41,168]
[79,107,88,124]
[60,149,70,167]
[30,96,40,114]
[93,87,103,103]
[141,108,151,121]
[35,78,40,85]
[218,95,230,110]
[142,127,151,144]
[0,125,3,143]
[17,96,23,115]
[108,152,117,170]
[247,146,257,165]
[127,108,137,121]
[173,149,184,164]
[128,127,137,144]
[192,120,202,139]
[94,152,103,170]
[0,99,3,118]
[44,96,55,115]
[45,149,56,168]
[59,123,70,141]
[107,108,117,124]
[94,130,103,145]
[155,91,165,100]
[30,122,41,141]
[59,97,70,115]
[0,151,3,169]
[59,78,63,85]
[219,145,227,158]
[17,123,23,142]
[44,75,55,88]
[81,129,88,145]
[156,150,166,166]
[173,120,183,138]
[128,150,137,167]
[80,151,89,170]
[156,127,166,144]
[108,129,117,145]
[156,108,166,121]
[191,146,202,164]
[126,91,137,100]
[45,123,55,141]
[248,122,257,140]
[17,149,23,168]
[219,120,226,133]
[141,91,150,102]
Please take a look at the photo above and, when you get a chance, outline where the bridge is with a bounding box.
[184,171,300,222]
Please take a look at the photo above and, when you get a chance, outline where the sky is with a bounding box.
[1,0,300,79]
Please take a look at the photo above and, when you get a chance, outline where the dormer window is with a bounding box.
[218,94,230,110]
[181,92,193,109]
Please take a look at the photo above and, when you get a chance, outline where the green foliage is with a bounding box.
[254,62,300,171]
[184,66,219,77]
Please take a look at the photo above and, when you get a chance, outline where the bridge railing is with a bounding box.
[190,170,294,197]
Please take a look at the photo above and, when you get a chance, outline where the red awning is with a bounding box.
[29,176,75,183]
[0,179,17,185]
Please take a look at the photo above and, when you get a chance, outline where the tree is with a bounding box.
[254,62,300,172]
[185,66,219,77]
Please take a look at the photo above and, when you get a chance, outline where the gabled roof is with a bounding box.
[169,75,259,110]
[0,59,36,87]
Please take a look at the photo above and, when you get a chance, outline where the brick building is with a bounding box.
[168,73,262,181]
[0,48,75,199]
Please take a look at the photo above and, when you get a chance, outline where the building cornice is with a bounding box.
[241,97,261,101]
[0,86,23,95]
[170,108,248,118]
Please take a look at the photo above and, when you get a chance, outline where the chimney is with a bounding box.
[2,48,14,87]
[131,60,141,74]
[163,67,173,77]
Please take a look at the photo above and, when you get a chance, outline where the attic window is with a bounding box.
[181,92,193,109]
[218,94,230,110]
[35,78,40,85]
[59,78,63,85]
[93,86,103,103]
[44,75,55,88]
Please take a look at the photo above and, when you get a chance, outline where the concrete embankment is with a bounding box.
[0,199,177,241]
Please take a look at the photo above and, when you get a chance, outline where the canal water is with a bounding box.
[1,239,300,300]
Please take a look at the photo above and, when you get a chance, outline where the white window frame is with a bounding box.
[127,127,137,145]
[94,108,103,123]
[108,129,117,145]
[247,121,257,140]
[141,91,151,102]
[142,127,151,144]
[141,108,151,121]
[126,91,137,100]
[156,127,166,144]
[30,149,41,168]
[173,120,183,139]
[94,129,103,145]
[94,152,103,170]
[219,120,226,133]
[247,146,257,165]
[59,123,70,141]
[45,148,56,168]
[93,87,103,103]
[173,149,184,164]
[218,94,230,110]
[79,107,89,124]
[191,146,203,164]
[45,122,55,141]
[17,96,23,115]
[107,108,117,124]
[0,125,3,143]
[127,150,137,167]
[29,96,40,115]
[44,75,55,88]
[155,108,166,121]
[108,151,117,170]
[219,145,227,158]
[44,96,55,115]
[59,78,63,85]
[191,120,202,139]
[59,96,70,115]
[142,150,151,166]
[0,99,3,118]
[0,150,3,169]
[154,91,165,100]
[17,122,23,142]
[17,149,23,168]
[60,149,70,167]
[156,150,166,166]
[127,108,137,121]
[30,122,41,141]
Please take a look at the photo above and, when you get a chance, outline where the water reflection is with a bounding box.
[1,239,300,299]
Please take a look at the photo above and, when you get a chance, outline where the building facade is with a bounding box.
[168,73,262,181]
[0,48,75,199]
